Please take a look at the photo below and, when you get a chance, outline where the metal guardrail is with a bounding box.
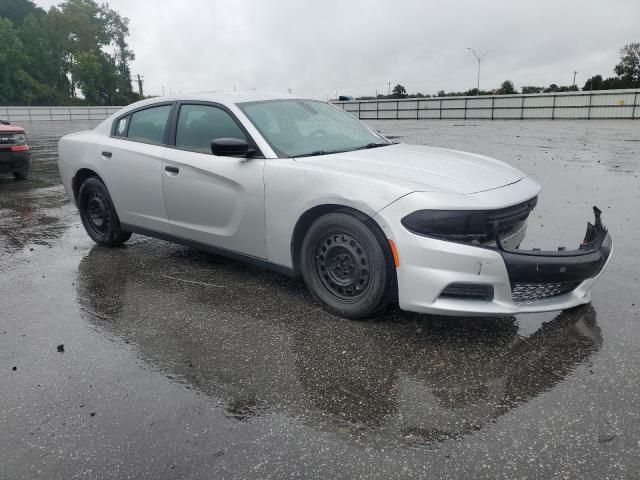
[334,89,640,120]
[0,106,122,122]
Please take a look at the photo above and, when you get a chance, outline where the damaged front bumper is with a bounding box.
[494,206,612,305]
[377,202,613,316]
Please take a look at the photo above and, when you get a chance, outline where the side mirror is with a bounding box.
[211,138,253,157]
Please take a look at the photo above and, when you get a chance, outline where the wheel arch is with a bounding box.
[72,168,102,202]
[290,203,396,283]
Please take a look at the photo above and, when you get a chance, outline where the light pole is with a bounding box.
[467,48,491,95]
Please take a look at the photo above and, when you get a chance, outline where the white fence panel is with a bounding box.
[335,89,639,120]
[1,106,122,122]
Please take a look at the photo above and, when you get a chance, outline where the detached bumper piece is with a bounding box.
[494,207,612,303]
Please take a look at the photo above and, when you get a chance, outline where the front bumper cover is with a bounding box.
[495,206,611,290]
[0,148,31,174]
[377,199,612,316]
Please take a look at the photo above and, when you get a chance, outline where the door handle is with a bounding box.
[101,151,112,158]
[165,165,180,174]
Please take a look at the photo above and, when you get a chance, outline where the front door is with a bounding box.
[161,103,266,259]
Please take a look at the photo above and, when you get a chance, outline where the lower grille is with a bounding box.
[511,282,581,302]
[440,283,494,301]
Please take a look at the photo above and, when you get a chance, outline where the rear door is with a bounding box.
[100,103,173,233]
[161,102,266,258]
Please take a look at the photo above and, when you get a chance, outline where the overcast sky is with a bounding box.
[35,0,640,98]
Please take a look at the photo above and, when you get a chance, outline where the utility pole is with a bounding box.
[136,74,144,98]
[388,82,391,95]
[572,70,578,87]
[467,48,491,95]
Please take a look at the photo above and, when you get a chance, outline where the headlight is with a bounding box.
[401,197,537,243]
[401,210,489,241]
[11,133,26,145]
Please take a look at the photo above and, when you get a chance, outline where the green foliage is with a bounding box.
[0,0,44,25]
[0,0,139,105]
[391,84,408,98]
[583,75,603,91]
[543,84,578,93]
[613,43,640,87]
[521,86,544,94]
[497,80,516,94]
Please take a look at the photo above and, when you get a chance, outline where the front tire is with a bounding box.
[78,177,131,247]
[300,211,395,319]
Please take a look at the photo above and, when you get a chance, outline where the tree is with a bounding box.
[613,43,640,87]
[583,75,604,91]
[105,9,137,104]
[498,80,516,95]
[521,86,544,94]
[391,84,407,98]
[0,0,138,105]
[0,18,45,104]
[0,0,44,26]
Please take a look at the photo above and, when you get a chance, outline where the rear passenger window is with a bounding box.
[176,104,247,154]
[114,116,128,137]
[127,105,172,144]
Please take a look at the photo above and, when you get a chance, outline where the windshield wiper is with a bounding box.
[355,142,392,150]
[293,143,391,158]
[294,150,334,158]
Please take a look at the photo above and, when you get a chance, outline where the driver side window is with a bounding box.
[176,104,247,154]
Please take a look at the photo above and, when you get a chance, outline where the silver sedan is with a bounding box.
[58,93,612,318]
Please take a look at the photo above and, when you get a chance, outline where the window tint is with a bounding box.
[176,104,247,154]
[127,105,172,144]
[115,116,128,136]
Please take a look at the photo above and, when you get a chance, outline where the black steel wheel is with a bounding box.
[300,210,395,319]
[315,231,371,300]
[78,177,131,247]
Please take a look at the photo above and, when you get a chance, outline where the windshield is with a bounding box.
[238,99,390,158]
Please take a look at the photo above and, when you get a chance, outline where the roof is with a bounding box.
[128,91,310,110]
[93,91,321,135]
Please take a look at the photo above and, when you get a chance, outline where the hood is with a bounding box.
[0,125,25,134]
[294,143,524,195]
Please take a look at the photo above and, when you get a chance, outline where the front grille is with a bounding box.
[511,282,581,302]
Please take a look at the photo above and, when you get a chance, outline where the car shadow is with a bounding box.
[75,238,602,446]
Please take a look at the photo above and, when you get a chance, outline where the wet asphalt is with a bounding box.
[1,120,639,479]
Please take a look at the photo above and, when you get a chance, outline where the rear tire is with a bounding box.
[300,210,395,319]
[13,170,28,181]
[78,177,131,247]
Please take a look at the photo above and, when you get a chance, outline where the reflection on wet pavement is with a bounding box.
[76,240,601,446]
[0,122,94,253]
